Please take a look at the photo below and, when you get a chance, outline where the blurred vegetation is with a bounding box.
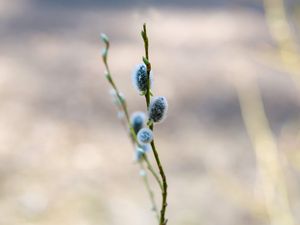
[1,0,300,225]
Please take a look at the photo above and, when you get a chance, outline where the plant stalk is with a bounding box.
[142,23,168,225]
[101,35,161,219]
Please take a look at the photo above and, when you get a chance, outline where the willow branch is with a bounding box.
[100,34,161,219]
[141,23,169,225]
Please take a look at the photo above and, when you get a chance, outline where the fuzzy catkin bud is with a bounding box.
[100,33,109,44]
[130,111,146,134]
[117,111,125,119]
[137,128,153,145]
[139,169,146,177]
[141,144,151,152]
[132,63,153,93]
[109,89,125,106]
[148,96,168,123]
[134,144,151,161]
[134,147,145,161]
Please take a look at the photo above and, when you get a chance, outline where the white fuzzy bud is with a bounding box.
[137,128,153,145]
[130,111,146,134]
[132,63,153,93]
[148,96,168,123]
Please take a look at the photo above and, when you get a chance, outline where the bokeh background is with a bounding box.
[1,0,300,224]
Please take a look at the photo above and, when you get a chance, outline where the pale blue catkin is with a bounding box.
[130,111,146,134]
[132,63,153,93]
[148,96,168,123]
[135,147,145,161]
[137,128,153,144]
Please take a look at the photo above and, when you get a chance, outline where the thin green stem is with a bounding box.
[113,104,160,219]
[143,155,163,190]
[141,23,168,225]
[141,24,151,107]
[151,139,168,225]
[102,36,139,143]
[139,162,160,222]
[113,101,162,191]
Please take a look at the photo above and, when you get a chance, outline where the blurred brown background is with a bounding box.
[1,0,300,224]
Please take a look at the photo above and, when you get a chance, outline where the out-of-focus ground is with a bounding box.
[1,0,300,224]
